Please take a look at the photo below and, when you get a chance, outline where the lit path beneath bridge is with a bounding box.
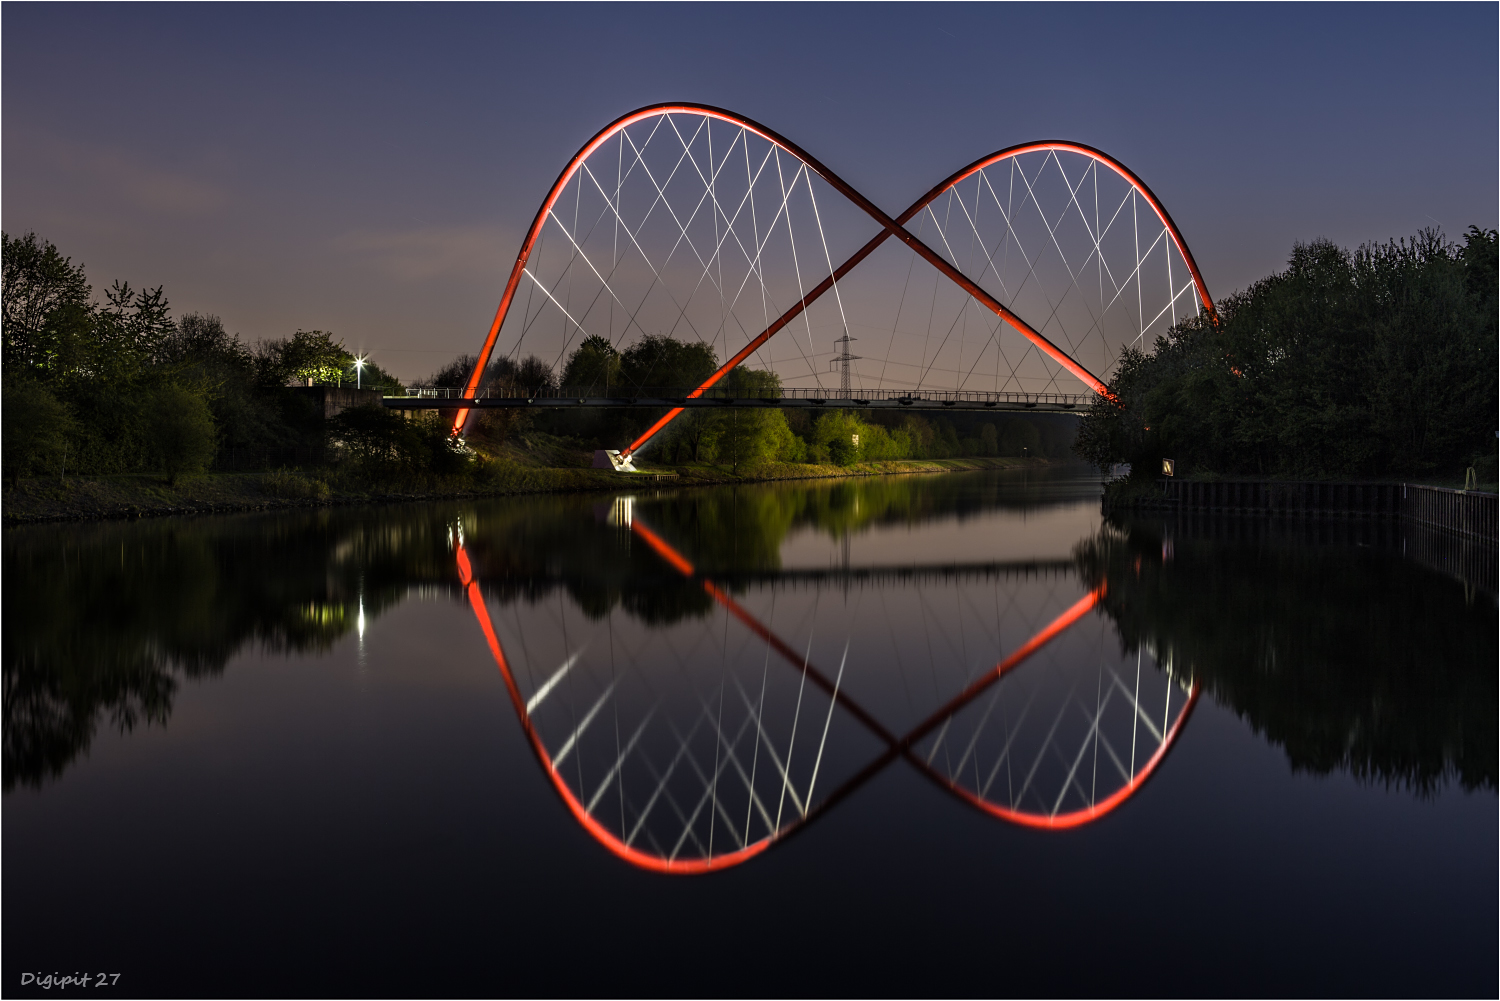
[387,387,1091,413]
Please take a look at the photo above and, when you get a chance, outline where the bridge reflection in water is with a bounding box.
[451,502,1197,874]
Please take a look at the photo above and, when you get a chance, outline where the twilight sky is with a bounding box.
[4,3,1496,383]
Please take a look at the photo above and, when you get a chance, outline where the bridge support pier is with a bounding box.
[593,449,636,473]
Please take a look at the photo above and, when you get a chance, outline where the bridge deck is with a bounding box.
[385,387,1091,413]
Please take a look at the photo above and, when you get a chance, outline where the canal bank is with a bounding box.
[0,455,1060,527]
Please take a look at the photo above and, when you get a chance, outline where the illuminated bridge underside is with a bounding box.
[455,103,1215,456]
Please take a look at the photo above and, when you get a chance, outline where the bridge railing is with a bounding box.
[392,385,1093,407]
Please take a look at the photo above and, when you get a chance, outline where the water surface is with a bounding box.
[5,467,1495,995]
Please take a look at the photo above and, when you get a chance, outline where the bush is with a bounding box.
[148,383,217,485]
[2,376,79,482]
[826,436,856,466]
[810,410,910,465]
[326,405,470,480]
[261,468,331,500]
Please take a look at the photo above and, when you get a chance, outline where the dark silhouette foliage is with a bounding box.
[325,404,467,478]
[1076,227,1499,479]
[1,231,411,479]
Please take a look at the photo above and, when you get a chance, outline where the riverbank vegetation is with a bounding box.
[0,449,1051,526]
[2,231,404,484]
[4,230,1076,504]
[513,332,1076,468]
[1075,226,1498,485]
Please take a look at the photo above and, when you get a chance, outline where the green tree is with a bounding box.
[1,231,92,371]
[258,330,350,387]
[716,405,804,472]
[651,367,803,470]
[561,335,622,392]
[161,314,301,452]
[860,421,906,460]
[979,423,999,457]
[659,409,725,463]
[893,414,937,459]
[148,383,217,485]
[812,411,866,466]
[427,352,548,395]
[411,411,470,476]
[2,376,80,483]
[1075,226,1499,480]
[29,302,100,383]
[826,435,855,466]
[619,333,716,390]
[94,280,175,375]
[326,404,412,467]
[429,354,483,388]
[576,334,719,458]
[326,405,468,478]
[712,368,799,472]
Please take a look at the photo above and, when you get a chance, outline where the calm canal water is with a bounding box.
[5,467,1495,996]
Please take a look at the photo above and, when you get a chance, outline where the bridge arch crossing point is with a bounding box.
[453,104,1215,454]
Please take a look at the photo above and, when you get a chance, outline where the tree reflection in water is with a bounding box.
[4,469,1493,810]
[1077,516,1497,793]
[3,508,459,789]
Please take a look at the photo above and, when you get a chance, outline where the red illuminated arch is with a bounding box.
[454,105,1216,443]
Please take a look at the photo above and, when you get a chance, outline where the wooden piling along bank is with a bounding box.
[1139,478,1498,592]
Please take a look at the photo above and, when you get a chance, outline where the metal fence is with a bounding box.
[1399,483,1498,543]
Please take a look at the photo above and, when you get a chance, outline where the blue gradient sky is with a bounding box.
[4,3,1495,381]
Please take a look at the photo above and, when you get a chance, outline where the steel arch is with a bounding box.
[454,104,1215,442]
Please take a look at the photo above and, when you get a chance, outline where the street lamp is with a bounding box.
[354,354,367,389]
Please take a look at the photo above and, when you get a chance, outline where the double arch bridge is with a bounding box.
[452,505,1199,875]
[422,103,1214,457]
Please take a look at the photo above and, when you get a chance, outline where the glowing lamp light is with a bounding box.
[354,354,368,390]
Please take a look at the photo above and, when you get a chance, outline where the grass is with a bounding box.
[663,455,1043,482]
[260,468,332,500]
[2,450,1061,526]
[0,460,681,525]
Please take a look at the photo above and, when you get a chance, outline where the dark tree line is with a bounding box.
[1075,226,1498,481]
[2,231,405,482]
